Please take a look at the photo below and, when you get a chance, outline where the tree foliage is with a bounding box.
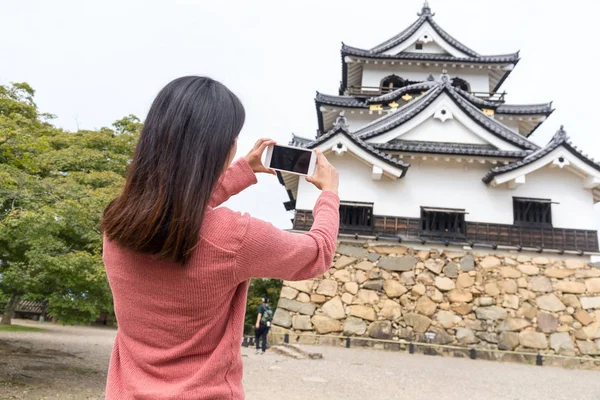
[244,279,282,334]
[0,83,140,324]
[0,82,280,328]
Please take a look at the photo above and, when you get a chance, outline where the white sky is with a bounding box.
[2,0,600,229]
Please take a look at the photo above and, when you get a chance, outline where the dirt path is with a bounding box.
[0,320,114,399]
[1,320,599,399]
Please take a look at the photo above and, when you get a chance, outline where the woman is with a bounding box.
[102,76,340,399]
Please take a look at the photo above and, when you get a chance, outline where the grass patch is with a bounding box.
[0,324,43,333]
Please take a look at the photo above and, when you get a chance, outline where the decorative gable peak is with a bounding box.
[553,125,568,142]
[417,0,434,17]
[483,126,600,200]
[439,70,450,84]
[334,111,349,131]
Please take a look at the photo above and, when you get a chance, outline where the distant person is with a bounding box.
[255,297,273,354]
[101,76,340,399]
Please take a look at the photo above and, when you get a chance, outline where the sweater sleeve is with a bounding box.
[209,158,258,208]
[235,191,340,282]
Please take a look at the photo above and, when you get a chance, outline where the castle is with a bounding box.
[278,1,600,258]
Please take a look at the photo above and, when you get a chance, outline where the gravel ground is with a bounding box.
[1,319,599,399]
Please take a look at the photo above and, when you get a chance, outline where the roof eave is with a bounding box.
[343,50,520,65]
[445,86,539,151]
[306,125,411,175]
[492,57,520,92]
[315,95,325,135]
[522,108,555,138]
[340,45,348,95]
[379,147,530,159]
[483,132,600,185]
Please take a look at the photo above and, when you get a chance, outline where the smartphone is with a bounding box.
[264,144,317,176]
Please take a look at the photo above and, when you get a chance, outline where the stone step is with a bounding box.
[280,343,323,360]
[270,345,306,360]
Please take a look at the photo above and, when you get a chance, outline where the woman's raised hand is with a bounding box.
[306,149,339,194]
[244,138,276,175]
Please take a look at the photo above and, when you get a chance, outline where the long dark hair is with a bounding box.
[102,76,245,264]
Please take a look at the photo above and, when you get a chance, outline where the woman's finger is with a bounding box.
[313,149,326,166]
[256,138,272,147]
[255,140,276,157]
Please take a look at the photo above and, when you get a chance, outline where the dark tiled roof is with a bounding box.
[370,5,480,58]
[343,44,519,64]
[445,86,539,151]
[370,16,428,54]
[352,79,539,151]
[374,139,531,158]
[315,92,367,107]
[354,85,444,139]
[453,87,503,109]
[496,103,554,115]
[299,115,410,175]
[482,127,600,184]
[317,84,552,121]
[289,134,313,147]
[425,14,480,57]
[368,81,437,103]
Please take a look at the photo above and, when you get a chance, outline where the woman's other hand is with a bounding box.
[306,149,339,194]
[244,138,276,175]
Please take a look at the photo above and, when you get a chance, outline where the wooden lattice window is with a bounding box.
[513,197,553,227]
[420,207,467,237]
[415,43,424,50]
[340,202,373,230]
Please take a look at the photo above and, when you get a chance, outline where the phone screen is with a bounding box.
[270,145,313,175]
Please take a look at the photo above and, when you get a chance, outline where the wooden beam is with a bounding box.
[372,166,383,181]
[508,175,526,190]
[583,176,600,189]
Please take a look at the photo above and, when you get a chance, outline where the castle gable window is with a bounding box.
[381,75,408,91]
[451,77,471,92]
[513,197,554,227]
[340,201,373,231]
[420,207,467,237]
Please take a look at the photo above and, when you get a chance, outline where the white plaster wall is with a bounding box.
[365,93,521,152]
[361,64,490,93]
[403,41,448,54]
[399,117,489,145]
[381,22,468,57]
[296,155,596,230]
[496,118,520,134]
[345,113,380,132]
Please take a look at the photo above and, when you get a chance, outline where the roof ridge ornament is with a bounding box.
[554,125,568,141]
[440,69,450,83]
[334,111,349,130]
[418,0,434,17]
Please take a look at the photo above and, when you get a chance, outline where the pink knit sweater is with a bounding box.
[103,158,340,399]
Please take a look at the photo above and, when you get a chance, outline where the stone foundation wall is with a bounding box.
[272,243,600,360]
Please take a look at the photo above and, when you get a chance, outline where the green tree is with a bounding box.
[0,83,140,324]
[0,82,282,329]
[244,278,282,334]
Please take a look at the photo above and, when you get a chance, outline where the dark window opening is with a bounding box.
[451,77,471,92]
[420,207,466,237]
[340,202,373,231]
[513,198,553,227]
[415,43,423,50]
[381,74,407,91]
